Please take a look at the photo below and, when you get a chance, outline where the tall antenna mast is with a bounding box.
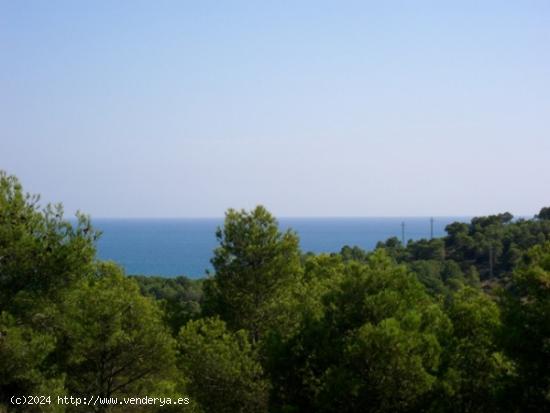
[401,221,405,246]
[430,217,434,240]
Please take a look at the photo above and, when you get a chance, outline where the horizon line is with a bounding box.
[80,214,533,220]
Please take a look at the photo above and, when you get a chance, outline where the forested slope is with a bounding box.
[2,170,550,412]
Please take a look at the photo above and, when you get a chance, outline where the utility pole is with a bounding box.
[401,221,405,246]
[430,217,434,240]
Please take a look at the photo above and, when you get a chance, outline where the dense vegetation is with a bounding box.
[2,170,550,412]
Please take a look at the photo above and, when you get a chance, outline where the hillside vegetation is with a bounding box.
[2,170,550,412]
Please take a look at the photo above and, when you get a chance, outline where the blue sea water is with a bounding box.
[94,217,468,278]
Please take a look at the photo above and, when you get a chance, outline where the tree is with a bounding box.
[133,275,203,335]
[0,171,98,410]
[338,317,439,412]
[177,317,269,413]
[60,262,177,411]
[536,207,550,220]
[0,312,65,412]
[375,237,409,262]
[340,245,370,263]
[269,251,450,413]
[318,252,449,412]
[203,206,302,342]
[434,287,511,413]
[0,171,97,313]
[501,242,550,411]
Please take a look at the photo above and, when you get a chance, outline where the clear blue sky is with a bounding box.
[1,1,549,217]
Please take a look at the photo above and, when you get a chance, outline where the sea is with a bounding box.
[93,217,468,278]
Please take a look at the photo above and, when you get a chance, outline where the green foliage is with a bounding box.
[0,171,99,411]
[0,171,98,314]
[408,259,479,297]
[340,317,439,412]
[269,251,450,412]
[444,213,550,280]
[319,252,449,412]
[372,212,550,284]
[133,275,202,335]
[435,287,511,412]
[177,318,269,413]
[59,262,177,403]
[502,242,550,411]
[0,312,64,410]
[537,206,550,220]
[340,245,370,263]
[203,206,302,342]
[407,238,445,261]
[374,236,408,261]
[4,171,550,413]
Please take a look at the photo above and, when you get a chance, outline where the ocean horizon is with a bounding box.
[94,217,469,278]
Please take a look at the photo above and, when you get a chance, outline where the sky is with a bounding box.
[1,1,549,218]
